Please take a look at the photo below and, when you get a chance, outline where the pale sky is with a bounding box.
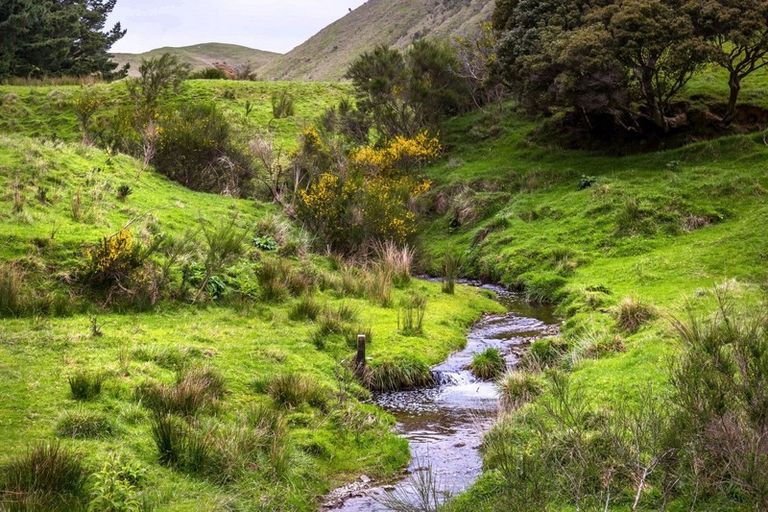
[108,0,368,54]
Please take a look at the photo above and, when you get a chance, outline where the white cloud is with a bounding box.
[108,0,367,54]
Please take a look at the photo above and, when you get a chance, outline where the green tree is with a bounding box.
[0,0,127,80]
[688,0,768,123]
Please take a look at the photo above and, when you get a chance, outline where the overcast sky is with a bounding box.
[108,0,368,54]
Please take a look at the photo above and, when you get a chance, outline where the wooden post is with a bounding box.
[355,334,366,376]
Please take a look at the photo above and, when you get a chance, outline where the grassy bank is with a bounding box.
[419,105,768,510]
[0,134,502,511]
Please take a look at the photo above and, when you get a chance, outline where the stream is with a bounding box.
[323,284,559,511]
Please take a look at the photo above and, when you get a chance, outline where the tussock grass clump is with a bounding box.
[138,366,225,417]
[442,253,460,295]
[521,337,570,370]
[375,241,413,287]
[498,371,545,411]
[132,344,200,371]
[615,297,656,333]
[267,373,328,410]
[470,348,506,380]
[150,413,184,466]
[68,370,106,401]
[289,295,322,321]
[566,330,626,368]
[257,258,314,302]
[0,442,88,509]
[54,409,115,439]
[363,265,393,307]
[398,293,427,336]
[362,356,435,392]
[0,263,25,317]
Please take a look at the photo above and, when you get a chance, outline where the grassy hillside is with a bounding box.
[0,80,351,151]
[112,43,280,77]
[0,134,502,510]
[417,105,768,510]
[260,0,492,81]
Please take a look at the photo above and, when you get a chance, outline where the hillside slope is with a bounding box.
[260,0,493,81]
[112,43,280,77]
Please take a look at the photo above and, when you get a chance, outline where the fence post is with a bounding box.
[355,334,366,377]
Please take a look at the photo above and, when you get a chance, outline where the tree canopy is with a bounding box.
[0,0,127,80]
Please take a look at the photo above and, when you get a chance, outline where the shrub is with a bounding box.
[116,185,133,201]
[0,442,88,509]
[88,452,145,512]
[670,293,768,508]
[190,67,228,80]
[615,297,656,333]
[470,348,506,380]
[289,295,321,321]
[153,102,252,196]
[68,370,106,401]
[362,356,435,391]
[83,229,146,289]
[398,293,427,335]
[267,373,328,410]
[271,89,295,119]
[55,409,115,439]
[498,371,545,411]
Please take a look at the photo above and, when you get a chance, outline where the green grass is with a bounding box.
[0,132,502,510]
[0,80,351,151]
[423,102,768,511]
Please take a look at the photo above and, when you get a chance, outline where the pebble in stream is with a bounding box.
[324,301,558,512]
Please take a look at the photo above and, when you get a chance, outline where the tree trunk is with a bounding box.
[724,73,741,125]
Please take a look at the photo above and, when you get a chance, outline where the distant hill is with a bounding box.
[260,0,493,81]
[112,43,281,77]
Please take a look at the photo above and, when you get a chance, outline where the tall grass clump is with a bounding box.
[442,253,460,295]
[137,366,225,417]
[364,265,393,307]
[289,295,321,321]
[615,296,656,333]
[470,348,506,380]
[150,413,184,466]
[267,373,328,410]
[498,371,545,411]
[398,293,427,336]
[0,263,25,317]
[362,356,435,392]
[376,241,413,287]
[68,370,106,401]
[0,442,88,510]
[55,409,115,439]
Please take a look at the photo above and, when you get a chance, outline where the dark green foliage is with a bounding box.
[0,442,89,510]
[523,337,570,369]
[345,40,471,140]
[362,355,435,392]
[0,0,127,80]
[271,89,295,119]
[150,413,183,466]
[152,102,252,195]
[190,67,228,80]
[55,409,114,439]
[116,184,132,201]
[470,348,506,380]
[670,292,768,508]
[68,370,105,400]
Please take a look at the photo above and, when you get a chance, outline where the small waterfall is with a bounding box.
[431,368,477,387]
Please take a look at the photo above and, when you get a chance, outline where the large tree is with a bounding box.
[687,0,768,123]
[0,0,127,80]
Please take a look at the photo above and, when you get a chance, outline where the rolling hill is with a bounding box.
[260,0,494,81]
[111,42,280,77]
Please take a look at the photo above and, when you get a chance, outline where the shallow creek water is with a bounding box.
[323,283,558,511]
